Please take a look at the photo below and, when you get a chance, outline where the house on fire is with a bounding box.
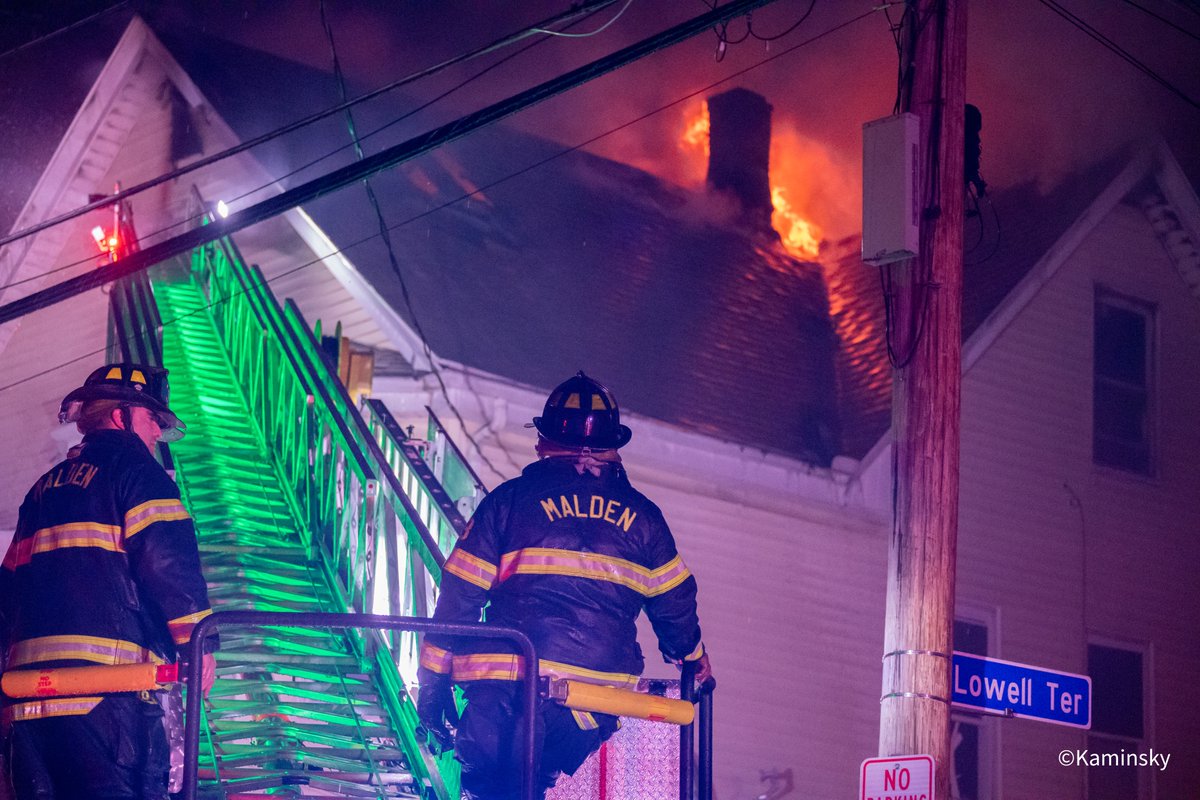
[1,11,1198,799]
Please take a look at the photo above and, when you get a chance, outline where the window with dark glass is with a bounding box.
[1093,289,1155,474]
[1087,643,1145,800]
[951,620,989,800]
[1089,644,1143,738]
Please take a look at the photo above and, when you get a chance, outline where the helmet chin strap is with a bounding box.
[118,404,134,434]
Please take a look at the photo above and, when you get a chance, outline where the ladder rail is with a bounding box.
[181,230,462,797]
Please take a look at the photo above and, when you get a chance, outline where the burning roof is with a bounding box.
[0,13,1150,465]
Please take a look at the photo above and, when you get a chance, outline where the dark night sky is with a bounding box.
[5,0,1199,242]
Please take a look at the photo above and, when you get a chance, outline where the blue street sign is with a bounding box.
[952,651,1091,729]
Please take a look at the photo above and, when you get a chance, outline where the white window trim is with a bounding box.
[952,603,1001,800]
[1085,634,1155,800]
[1092,286,1159,479]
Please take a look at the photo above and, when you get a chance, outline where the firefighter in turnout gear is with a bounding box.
[417,372,711,799]
[0,364,215,800]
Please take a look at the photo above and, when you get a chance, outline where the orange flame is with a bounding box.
[679,100,824,260]
[681,101,710,159]
[771,187,821,260]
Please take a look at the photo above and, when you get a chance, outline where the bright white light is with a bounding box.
[216,200,230,218]
[91,226,105,243]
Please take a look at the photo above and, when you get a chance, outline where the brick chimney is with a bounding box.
[706,88,774,234]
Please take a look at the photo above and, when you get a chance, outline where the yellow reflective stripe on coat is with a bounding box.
[419,642,453,674]
[497,548,691,597]
[1,522,124,569]
[3,696,103,723]
[450,653,638,689]
[8,635,165,668]
[166,608,212,646]
[443,549,498,590]
[571,710,600,730]
[124,498,189,538]
[644,555,691,597]
[683,640,705,661]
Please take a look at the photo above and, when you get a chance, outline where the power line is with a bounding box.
[0,1,130,61]
[1120,0,1200,42]
[0,1,620,297]
[0,0,782,325]
[534,0,636,37]
[749,0,816,41]
[0,0,621,254]
[1036,0,1200,111]
[0,6,589,296]
[0,2,884,396]
[320,0,517,481]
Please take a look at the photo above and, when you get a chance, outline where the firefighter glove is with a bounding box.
[417,670,458,753]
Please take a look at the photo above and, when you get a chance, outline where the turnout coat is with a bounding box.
[0,429,213,723]
[419,456,704,706]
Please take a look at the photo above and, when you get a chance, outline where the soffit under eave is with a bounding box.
[0,17,161,359]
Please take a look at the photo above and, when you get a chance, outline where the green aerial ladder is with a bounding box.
[108,224,484,799]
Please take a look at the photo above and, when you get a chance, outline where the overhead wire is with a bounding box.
[0,0,816,296]
[748,0,816,41]
[0,1,617,296]
[0,13,569,296]
[880,0,941,370]
[963,188,1001,266]
[319,0,519,481]
[699,0,750,61]
[0,3,887,398]
[533,0,636,37]
[0,1,130,61]
[1035,0,1200,111]
[0,0,621,253]
[1119,0,1200,42]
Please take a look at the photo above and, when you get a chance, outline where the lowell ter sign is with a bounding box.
[951,652,1091,728]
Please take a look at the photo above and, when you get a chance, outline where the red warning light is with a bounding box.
[91,226,118,255]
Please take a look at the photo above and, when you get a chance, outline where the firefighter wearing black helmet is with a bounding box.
[417,372,710,799]
[0,364,215,800]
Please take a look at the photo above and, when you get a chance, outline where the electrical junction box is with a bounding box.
[862,113,920,265]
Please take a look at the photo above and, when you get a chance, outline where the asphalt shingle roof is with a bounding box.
[0,15,1142,465]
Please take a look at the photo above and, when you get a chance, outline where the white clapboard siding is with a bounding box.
[0,46,176,527]
[958,197,1200,798]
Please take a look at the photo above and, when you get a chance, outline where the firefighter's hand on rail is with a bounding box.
[182,653,218,697]
[693,653,712,687]
[202,653,216,697]
[417,672,459,753]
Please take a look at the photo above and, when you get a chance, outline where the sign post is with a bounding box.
[861,754,934,800]
[951,652,1091,728]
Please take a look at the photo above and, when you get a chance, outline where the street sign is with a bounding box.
[952,651,1091,729]
[860,755,933,800]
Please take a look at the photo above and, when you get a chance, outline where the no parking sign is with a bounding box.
[860,754,933,800]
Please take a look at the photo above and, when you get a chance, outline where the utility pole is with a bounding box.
[878,1,965,798]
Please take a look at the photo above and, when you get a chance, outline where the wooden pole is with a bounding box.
[878,1,965,797]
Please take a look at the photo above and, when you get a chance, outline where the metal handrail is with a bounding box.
[679,661,716,800]
[183,612,539,800]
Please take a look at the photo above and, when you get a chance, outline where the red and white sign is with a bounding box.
[860,754,934,800]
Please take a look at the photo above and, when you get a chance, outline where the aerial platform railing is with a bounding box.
[182,613,539,800]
